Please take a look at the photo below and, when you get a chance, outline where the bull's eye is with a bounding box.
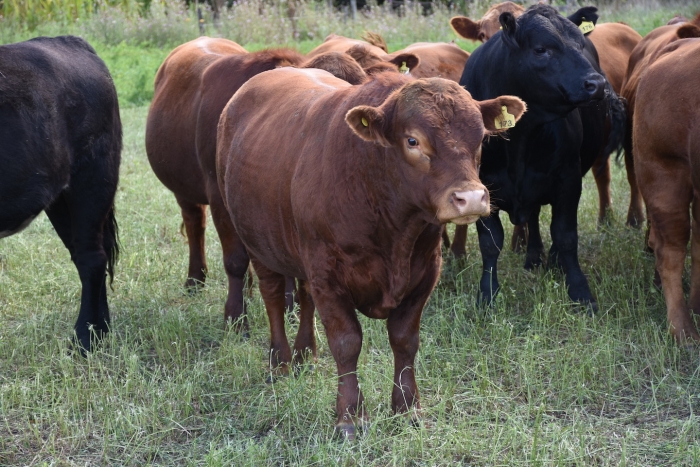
[534,47,547,55]
[407,137,418,147]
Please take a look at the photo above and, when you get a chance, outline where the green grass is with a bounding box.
[2,2,700,465]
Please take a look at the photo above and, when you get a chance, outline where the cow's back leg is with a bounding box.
[177,197,208,289]
[476,213,504,305]
[524,207,544,270]
[510,223,528,253]
[639,153,698,340]
[207,188,249,329]
[624,129,645,227]
[251,257,292,376]
[592,154,613,225]
[46,187,115,352]
[310,281,365,439]
[285,276,298,315]
[449,225,468,258]
[292,279,316,366]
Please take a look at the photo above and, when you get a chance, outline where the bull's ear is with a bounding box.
[450,16,483,42]
[499,12,518,48]
[567,6,599,27]
[346,105,391,146]
[478,96,526,133]
[677,23,700,39]
[385,53,420,74]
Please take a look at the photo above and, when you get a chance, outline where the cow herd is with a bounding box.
[1,2,699,439]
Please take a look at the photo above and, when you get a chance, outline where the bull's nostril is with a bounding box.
[451,192,467,208]
[481,190,488,204]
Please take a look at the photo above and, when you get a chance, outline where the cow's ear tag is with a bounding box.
[399,61,409,74]
[579,18,595,34]
[361,117,369,127]
[495,106,515,130]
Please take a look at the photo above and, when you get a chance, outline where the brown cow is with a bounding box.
[145,38,369,327]
[449,4,638,255]
[633,37,700,342]
[621,15,700,227]
[217,68,525,438]
[386,42,470,82]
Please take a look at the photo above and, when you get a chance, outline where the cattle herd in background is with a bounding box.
[1,1,700,438]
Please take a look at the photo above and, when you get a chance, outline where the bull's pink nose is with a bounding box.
[451,189,489,216]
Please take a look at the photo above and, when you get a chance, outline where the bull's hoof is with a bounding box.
[335,420,368,441]
[184,277,205,294]
[524,256,543,271]
[225,316,250,339]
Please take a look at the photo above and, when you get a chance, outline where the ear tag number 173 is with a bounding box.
[495,106,515,130]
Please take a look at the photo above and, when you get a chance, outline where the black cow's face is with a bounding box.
[499,5,604,116]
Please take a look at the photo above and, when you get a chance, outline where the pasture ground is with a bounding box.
[1,2,700,465]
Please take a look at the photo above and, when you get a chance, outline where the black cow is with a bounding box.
[0,36,122,352]
[460,4,616,311]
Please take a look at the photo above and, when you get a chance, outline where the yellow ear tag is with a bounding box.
[579,20,595,34]
[361,117,368,127]
[399,61,409,74]
[495,106,515,130]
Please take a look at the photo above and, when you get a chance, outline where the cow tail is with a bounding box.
[104,204,120,288]
[603,82,627,165]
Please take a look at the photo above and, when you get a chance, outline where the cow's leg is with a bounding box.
[689,193,700,317]
[592,155,613,225]
[176,197,208,289]
[625,136,645,227]
[311,285,365,439]
[251,257,293,376]
[441,226,451,250]
[47,188,114,352]
[387,259,439,421]
[524,207,544,270]
[285,276,298,315]
[292,279,317,366]
[643,161,698,341]
[549,182,597,311]
[476,213,504,305]
[208,189,249,330]
[511,223,528,253]
[450,225,468,258]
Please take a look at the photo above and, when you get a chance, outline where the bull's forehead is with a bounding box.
[518,7,585,48]
[395,79,484,144]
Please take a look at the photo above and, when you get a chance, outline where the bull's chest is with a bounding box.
[480,131,577,224]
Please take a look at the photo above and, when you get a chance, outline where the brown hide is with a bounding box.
[307,33,388,58]
[145,38,369,327]
[450,2,524,42]
[217,68,525,438]
[621,15,700,227]
[633,38,700,342]
[386,42,470,82]
[587,23,641,94]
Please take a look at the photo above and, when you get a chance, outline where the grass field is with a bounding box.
[2,1,700,465]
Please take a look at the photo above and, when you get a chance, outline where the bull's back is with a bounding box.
[218,68,352,277]
[145,37,247,201]
[636,39,700,164]
[0,36,120,232]
[394,43,469,81]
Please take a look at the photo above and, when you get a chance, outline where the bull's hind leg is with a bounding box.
[208,190,249,329]
[524,207,544,270]
[592,155,613,225]
[449,225,468,258]
[624,137,645,227]
[292,280,316,367]
[640,159,698,341]
[47,189,115,353]
[177,197,208,289]
[251,257,293,377]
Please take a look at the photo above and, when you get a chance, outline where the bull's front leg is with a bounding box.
[387,250,440,421]
[524,206,545,270]
[549,185,597,312]
[311,285,365,440]
[476,212,504,305]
